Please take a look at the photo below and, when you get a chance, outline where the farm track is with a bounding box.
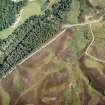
[85,24,105,63]
[7,15,105,105]
[20,15,105,65]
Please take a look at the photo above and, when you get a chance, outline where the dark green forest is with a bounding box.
[0,0,27,31]
[0,0,72,78]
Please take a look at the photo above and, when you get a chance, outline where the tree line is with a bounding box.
[0,0,72,78]
[0,0,27,31]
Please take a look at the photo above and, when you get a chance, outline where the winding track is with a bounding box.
[20,15,105,65]
[64,15,105,63]
[14,15,105,105]
[85,23,105,63]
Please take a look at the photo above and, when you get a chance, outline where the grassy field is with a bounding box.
[67,0,80,23]
[69,25,91,64]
